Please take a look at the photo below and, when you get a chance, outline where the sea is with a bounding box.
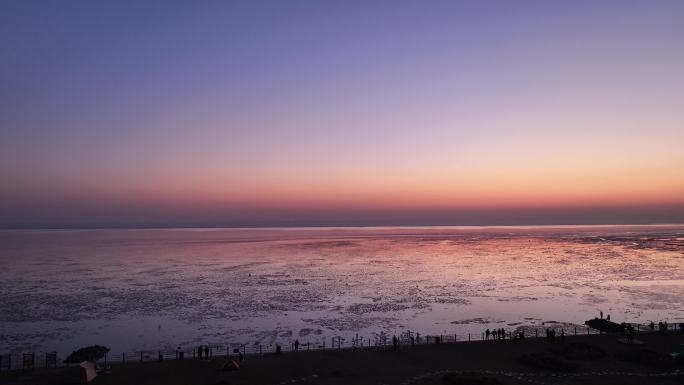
[1,225,683,357]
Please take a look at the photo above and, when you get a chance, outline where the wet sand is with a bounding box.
[5,332,683,385]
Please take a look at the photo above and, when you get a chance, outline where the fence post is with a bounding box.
[454,333,457,342]
[574,327,577,336]
[468,333,470,342]
[307,342,310,351]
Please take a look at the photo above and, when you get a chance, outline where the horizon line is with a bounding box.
[2,222,684,231]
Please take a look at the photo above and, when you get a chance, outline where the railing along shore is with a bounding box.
[1,321,683,373]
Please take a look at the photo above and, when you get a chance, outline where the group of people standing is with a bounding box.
[195,345,243,361]
[485,328,507,340]
[545,328,564,342]
[196,345,210,359]
[649,321,684,333]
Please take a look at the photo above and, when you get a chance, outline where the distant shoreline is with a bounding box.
[2,223,684,231]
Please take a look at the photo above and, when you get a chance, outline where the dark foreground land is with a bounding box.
[4,333,683,385]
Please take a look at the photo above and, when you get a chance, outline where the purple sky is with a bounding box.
[1,1,683,227]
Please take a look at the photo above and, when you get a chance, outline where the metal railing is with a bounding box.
[1,321,682,373]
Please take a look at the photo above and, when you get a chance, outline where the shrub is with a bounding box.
[615,349,683,369]
[441,372,501,385]
[518,352,578,371]
[553,343,607,360]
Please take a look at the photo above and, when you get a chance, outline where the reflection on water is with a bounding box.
[0,225,682,355]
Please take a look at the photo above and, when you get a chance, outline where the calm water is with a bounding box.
[1,225,683,355]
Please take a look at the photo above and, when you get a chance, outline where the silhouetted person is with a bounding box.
[392,335,398,350]
[197,345,203,359]
[276,344,281,354]
[606,314,610,321]
[650,321,655,331]
[204,346,209,359]
[485,329,490,340]
[294,339,299,351]
[410,336,415,346]
[600,311,603,319]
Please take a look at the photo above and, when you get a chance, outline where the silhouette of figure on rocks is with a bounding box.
[392,335,398,350]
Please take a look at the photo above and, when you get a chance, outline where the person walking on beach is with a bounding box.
[392,335,398,350]
[204,346,210,359]
[294,339,300,352]
[485,329,490,340]
[197,345,203,359]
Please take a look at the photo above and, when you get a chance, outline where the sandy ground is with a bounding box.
[3,333,683,385]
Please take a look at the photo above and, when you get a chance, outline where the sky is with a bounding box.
[1,0,684,227]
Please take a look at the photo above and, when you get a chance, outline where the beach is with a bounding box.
[3,332,683,385]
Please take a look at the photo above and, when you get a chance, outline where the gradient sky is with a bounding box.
[1,0,684,227]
